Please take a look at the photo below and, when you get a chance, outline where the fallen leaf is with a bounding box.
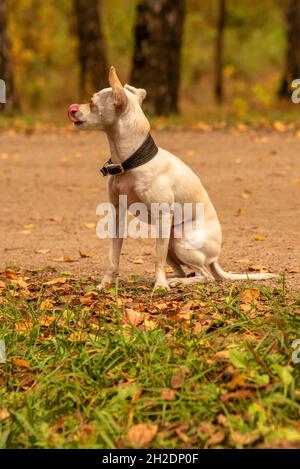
[5,268,20,280]
[206,430,226,447]
[273,121,287,132]
[52,256,76,263]
[15,321,33,331]
[253,234,266,241]
[80,291,98,305]
[142,319,158,331]
[241,289,260,304]
[39,316,56,327]
[230,430,261,446]
[249,264,268,272]
[161,388,175,401]
[236,208,246,217]
[124,308,144,326]
[79,251,90,258]
[0,409,10,421]
[287,267,299,273]
[171,372,185,390]
[84,222,96,229]
[221,390,254,402]
[290,178,300,185]
[49,216,63,222]
[44,277,67,285]
[127,423,158,448]
[35,249,50,254]
[13,358,30,369]
[215,350,230,359]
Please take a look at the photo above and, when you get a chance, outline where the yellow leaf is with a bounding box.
[249,264,268,272]
[44,277,67,285]
[15,321,33,331]
[35,249,50,254]
[241,289,260,303]
[253,234,266,241]
[0,409,10,421]
[127,423,158,448]
[52,256,76,263]
[39,316,56,327]
[273,121,287,132]
[84,222,96,229]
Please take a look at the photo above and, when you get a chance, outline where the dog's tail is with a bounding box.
[210,261,278,280]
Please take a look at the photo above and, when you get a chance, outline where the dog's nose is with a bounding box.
[68,103,80,122]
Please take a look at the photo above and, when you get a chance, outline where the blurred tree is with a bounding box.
[0,0,19,110]
[131,0,185,115]
[215,0,227,103]
[73,0,108,96]
[279,0,300,98]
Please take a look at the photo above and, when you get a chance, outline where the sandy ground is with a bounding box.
[0,128,299,290]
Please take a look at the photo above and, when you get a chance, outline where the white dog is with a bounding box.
[68,66,276,290]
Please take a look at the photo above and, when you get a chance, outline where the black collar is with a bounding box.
[100,133,158,176]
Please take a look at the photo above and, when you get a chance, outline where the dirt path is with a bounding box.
[0,128,299,290]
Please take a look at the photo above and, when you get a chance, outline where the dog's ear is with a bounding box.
[124,84,147,105]
[108,66,128,110]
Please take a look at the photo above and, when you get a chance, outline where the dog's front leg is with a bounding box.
[98,200,125,291]
[153,212,172,291]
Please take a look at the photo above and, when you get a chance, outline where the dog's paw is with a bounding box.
[153,282,170,294]
[97,279,112,291]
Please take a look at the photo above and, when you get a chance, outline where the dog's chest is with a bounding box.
[111,174,147,206]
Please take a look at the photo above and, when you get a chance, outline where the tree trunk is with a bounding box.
[73,0,108,97]
[0,0,19,111]
[279,0,300,98]
[131,0,185,116]
[215,0,226,103]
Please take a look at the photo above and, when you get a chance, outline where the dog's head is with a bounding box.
[68,66,148,132]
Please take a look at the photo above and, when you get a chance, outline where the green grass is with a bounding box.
[0,269,300,449]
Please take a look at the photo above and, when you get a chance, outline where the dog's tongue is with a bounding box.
[68,104,80,122]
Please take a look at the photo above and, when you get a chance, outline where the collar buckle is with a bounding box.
[100,161,125,177]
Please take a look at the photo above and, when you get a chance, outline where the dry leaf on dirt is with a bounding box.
[241,289,260,304]
[249,264,268,273]
[13,358,30,369]
[80,291,98,305]
[253,234,267,241]
[84,222,96,229]
[44,277,67,286]
[124,308,144,326]
[230,430,261,446]
[206,430,226,447]
[0,409,10,421]
[79,251,90,258]
[35,249,50,254]
[52,256,76,263]
[5,268,20,280]
[127,423,158,448]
